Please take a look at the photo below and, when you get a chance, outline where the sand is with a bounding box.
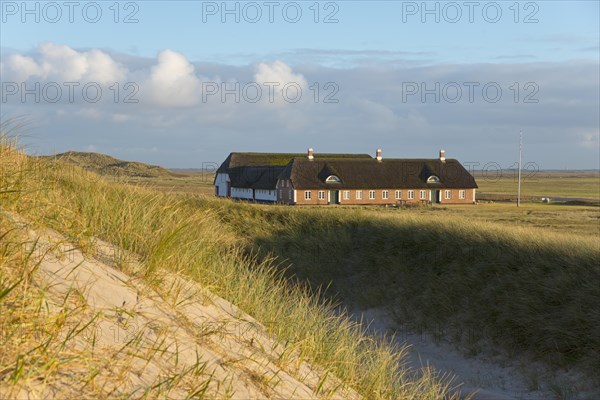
[2,217,360,399]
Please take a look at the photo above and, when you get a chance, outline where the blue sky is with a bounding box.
[1,1,599,169]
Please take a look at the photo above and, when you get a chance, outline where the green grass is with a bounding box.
[199,200,600,376]
[475,170,600,200]
[3,130,599,396]
[1,133,458,399]
[372,202,600,238]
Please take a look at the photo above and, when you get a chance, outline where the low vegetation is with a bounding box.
[214,202,599,375]
[40,151,185,178]
[474,170,600,201]
[1,132,459,398]
[3,128,599,397]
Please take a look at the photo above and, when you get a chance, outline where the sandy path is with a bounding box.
[353,307,591,400]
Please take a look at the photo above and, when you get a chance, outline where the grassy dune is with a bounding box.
[207,200,599,375]
[40,151,185,178]
[3,131,599,397]
[0,134,457,399]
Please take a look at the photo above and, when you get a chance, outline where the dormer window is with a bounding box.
[427,175,440,183]
[325,175,341,183]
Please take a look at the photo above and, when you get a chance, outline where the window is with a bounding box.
[427,175,440,183]
[304,191,312,200]
[382,190,389,199]
[288,190,291,198]
[395,190,402,200]
[408,190,415,199]
[356,190,363,200]
[420,190,427,200]
[369,190,376,200]
[318,191,326,200]
[445,190,451,199]
[325,175,341,183]
[459,190,466,199]
[343,190,350,200]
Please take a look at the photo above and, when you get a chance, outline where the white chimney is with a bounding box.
[308,148,314,161]
[439,149,446,162]
[376,148,382,162]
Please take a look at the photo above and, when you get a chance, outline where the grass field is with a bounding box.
[104,164,600,379]
[205,200,599,377]
[474,170,600,200]
[3,135,599,398]
[123,169,600,205]
[1,136,458,399]
[125,170,600,238]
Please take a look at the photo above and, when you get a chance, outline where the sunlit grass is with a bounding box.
[1,131,460,398]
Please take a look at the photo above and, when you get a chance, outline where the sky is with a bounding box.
[0,0,599,170]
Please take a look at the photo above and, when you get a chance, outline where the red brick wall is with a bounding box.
[439,188,476,204]
[293,189,331,205]
[288,188,475,205]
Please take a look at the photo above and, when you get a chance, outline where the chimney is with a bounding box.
[308,148,314,161]
[376,148,382,162]
[439,149,446,162]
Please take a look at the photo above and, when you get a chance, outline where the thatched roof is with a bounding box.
[216,152,477,191]
[216,152,372,174]
[279,158,478,189]
[228,166,286,190]
[215,152,372,188]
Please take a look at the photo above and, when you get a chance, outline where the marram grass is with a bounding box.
[1,133,460,398]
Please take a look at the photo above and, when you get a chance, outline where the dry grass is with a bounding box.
[1,130,460,398]
[474,170,600,200]
[213,200,599,379]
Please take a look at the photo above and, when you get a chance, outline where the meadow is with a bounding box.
[129,164,600,393]
[473,170,600,201]
[0,136,459,399]
[2,136,599,398]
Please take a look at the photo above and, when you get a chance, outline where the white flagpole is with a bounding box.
[517,131,522,207]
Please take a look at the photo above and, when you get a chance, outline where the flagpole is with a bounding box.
[517,131,522,207]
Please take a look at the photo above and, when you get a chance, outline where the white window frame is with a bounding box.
[408,190,415,200]
[445,190,451,199]
[304,191,312,200]
[382,190,389,199]
[356,190,363,200]
[419,190,427,200]
[325,175,342,183]
[459,190,466,199]
[395,190,402,200]
[343,190,350,200]
[369,190,376,200]
[318,190,326,200]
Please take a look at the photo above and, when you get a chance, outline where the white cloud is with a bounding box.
[255,60,307,87]
[1,43,126,83]
[578,131,600,149]
[254,61,308,106]
[2,43,598,168]
[2,54,43,82]
[142,49,202,107]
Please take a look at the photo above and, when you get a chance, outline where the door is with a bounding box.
[432,190,441,203]
[330,190,340,204]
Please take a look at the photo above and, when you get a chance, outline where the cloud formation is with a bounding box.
[143,49,203,107]
[2,43,126,83]
[0,43,598,169]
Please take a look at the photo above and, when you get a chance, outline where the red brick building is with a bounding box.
[215,149,477,205]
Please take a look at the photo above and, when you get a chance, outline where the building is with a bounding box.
[214,149,477,205]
